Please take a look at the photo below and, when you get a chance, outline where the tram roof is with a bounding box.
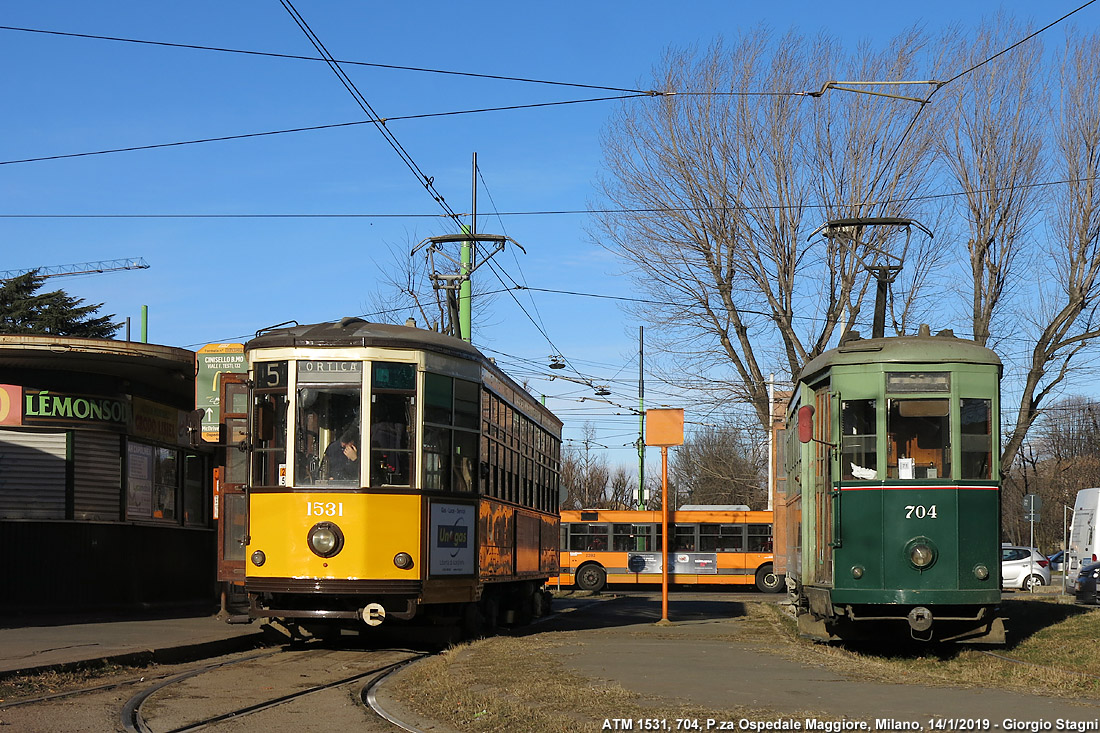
[246,318,562,428]
[246,318,483,360]
[798,330,1002,383]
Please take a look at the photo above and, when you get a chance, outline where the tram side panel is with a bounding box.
[479,498,558,582]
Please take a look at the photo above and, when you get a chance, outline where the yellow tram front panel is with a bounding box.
[247,492,422,580]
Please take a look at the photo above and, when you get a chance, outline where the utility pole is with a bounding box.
[411,153,523,343]
[459,153,476,342]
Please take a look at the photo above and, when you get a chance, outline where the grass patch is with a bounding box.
[394,625,836,733]
[0,662,130,704]
[762,599,1100,699]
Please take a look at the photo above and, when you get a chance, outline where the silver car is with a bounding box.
[1001,545,1052,590]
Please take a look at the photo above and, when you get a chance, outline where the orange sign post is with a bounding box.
[645,408,684,624]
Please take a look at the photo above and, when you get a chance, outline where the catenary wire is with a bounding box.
[279,0,462,227]
[0,94,651,168]
[5,174,1098,216]
[0,24,655,95]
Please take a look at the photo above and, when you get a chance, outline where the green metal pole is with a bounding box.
[460,227,472,343]
[141,305,148,344]
[460,152,476,344]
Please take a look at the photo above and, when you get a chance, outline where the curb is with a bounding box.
[0,631,269,681]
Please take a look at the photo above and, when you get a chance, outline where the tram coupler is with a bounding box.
[907,606,934,634]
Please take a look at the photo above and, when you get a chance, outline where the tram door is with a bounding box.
[811,390,834,586]
[217,374,250,582]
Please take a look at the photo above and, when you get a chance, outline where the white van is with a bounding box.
[1066,487,1099,589]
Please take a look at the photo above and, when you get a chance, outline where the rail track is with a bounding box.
[118,646,426,733]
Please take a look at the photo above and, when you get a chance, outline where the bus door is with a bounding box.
[217,374,250,582]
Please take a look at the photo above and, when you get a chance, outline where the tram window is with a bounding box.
[296,386,360,486]
[251,393,288,488]
[370,392,412,487]
[455,379,480,429]
[224,417,248,485]
[453,430,476,492]
[424,374,480,492]
[960,398,993,479]
[700,524,743,552]
[887,399,950,479]
[422,425,450,490]
[747,524,773,552]
[841,399,877,480]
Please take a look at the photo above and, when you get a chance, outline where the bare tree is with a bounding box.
[595,28,941,431]
[607,466,636,509]
[559,423,612,509]
[1000,28,1100,470]
[365,239,502,336]
[669,422,767,508]
[936,15,1046,349]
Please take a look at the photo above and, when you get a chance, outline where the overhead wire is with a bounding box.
[278,0,462,227]
[0,24,657,95]
[5,173,1099,215]
[0,94,651,168]
[870,0,1099,195]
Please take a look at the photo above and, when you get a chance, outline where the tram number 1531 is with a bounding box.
[905,505,938,519]
[306,502,344,517]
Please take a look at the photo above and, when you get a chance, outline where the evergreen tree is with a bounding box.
[0,271,121,338]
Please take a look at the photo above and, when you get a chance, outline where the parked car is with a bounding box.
[1073,560,1100,605]
[1000,546,1051,590]
[1048,549,1065,572]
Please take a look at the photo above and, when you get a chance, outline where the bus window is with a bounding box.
[747,524,773,552]
[700,524,744,552]
[672,524,696,551]
[887,399,951,480]
[569,523,609,551]
[613,524,654,551]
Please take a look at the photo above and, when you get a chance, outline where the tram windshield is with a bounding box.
[887,398,950,480]
[295,361,363,486]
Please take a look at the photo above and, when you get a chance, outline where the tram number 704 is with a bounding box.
[905,505,937,519]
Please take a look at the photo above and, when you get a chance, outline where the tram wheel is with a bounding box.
[755,563,783,593]
[576,563,607,592]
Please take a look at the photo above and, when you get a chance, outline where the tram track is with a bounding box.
[120,646,427,733]
[0,649,282,711]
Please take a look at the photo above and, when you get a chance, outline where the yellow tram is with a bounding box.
[224,318,562,637]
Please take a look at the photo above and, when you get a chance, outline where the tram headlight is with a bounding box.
[904,537,937,570]
[851,565,864,579]
[393,552,414,569]
[251,550,266,567]
[974,564,990,580]
[308,522,344,558]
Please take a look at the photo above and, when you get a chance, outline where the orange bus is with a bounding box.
[553,506,783,593]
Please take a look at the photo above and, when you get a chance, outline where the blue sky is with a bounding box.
[1,1,1093,467]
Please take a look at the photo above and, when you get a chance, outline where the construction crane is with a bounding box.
[0,258,150,282]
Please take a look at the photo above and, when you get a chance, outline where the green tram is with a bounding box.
[783,325,1004,643]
